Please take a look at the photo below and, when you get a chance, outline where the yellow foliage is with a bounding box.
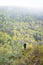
[22,46,24,50]
[13,35,17,40]
[26,42,33,49]
[0,44,12,55]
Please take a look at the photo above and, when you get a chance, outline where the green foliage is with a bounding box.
[0,32,14,45]
[0,11,43,65]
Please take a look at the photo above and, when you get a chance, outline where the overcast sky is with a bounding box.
[0,0,43,10]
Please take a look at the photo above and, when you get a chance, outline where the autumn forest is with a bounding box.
[0,7,43,65]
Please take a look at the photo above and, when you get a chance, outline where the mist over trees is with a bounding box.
[0,7,43,65]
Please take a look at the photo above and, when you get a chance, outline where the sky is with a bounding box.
[0,0,43,10]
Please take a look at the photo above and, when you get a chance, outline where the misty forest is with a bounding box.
[0,7,43,65]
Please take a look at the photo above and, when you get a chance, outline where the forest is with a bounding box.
[0,7,43,65]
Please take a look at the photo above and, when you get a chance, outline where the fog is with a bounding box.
[0,0,43,11]
[0,0,43,16]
